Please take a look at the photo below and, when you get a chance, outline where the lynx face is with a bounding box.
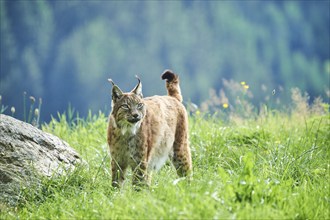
[112,95,146,135]
[109,77,146,135]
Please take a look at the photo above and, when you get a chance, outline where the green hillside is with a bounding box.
[1,1,329,120]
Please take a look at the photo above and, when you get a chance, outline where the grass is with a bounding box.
[1,107,329,219]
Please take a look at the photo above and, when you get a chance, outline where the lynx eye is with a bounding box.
[121,104,130,110]
[137,103,144,109]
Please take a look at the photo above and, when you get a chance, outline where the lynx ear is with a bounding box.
[131,75,143,98]
[108,79,123,102]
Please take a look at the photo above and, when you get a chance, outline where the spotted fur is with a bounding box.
[107,70,192,188]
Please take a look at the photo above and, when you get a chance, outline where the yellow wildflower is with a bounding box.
[240,81,246,86]
[223,103,229,109]
[244,85,249,90]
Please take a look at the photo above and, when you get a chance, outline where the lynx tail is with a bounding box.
[161,70,183,102]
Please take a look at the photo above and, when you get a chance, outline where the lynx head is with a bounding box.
[108,76,146,135]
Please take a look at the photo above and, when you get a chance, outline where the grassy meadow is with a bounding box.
[1,89,330,219]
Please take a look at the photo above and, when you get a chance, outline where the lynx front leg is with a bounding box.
[111,159,127,188]
[132,161,150,189]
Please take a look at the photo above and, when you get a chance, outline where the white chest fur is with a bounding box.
[120,121,142,135]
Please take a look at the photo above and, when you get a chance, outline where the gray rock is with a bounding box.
[0,114,83,205]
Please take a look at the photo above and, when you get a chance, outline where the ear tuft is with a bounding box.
[131,75,143,98]
[108,78,115,86]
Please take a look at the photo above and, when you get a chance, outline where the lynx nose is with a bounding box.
[128,112,140,123]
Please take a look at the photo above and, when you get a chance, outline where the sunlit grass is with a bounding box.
[1,106,329,219]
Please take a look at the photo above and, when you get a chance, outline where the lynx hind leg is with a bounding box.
[111,160,127,188]
[172,137,193,178]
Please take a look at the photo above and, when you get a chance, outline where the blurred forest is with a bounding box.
[1,0,329,121]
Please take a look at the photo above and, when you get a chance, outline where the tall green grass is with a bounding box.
[1,107,329,219]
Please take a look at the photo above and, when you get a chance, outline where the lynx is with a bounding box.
[107,70,192,188]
